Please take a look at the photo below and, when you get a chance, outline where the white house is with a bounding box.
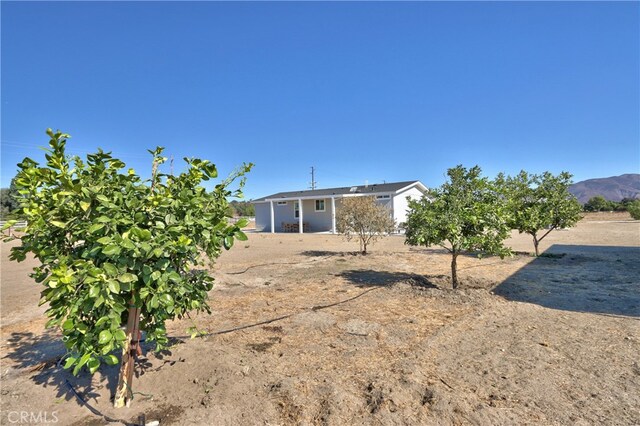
[252,180,428,233]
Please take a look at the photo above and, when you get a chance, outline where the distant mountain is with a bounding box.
[569,174,640,204]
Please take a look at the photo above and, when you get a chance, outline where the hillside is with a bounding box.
[569,173,640,204]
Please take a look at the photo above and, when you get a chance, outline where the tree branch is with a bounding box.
[538,225,557,243]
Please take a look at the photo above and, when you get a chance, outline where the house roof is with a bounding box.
[252,180,427,202]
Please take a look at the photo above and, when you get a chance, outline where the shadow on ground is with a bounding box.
[338,269,440,289]
[493,244,640,317]
[3,331,115,398]
[1,330,179,425]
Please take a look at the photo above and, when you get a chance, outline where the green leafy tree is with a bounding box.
[229,200,255,217]
[405,165,511,289]
[497,171,582,256]
[4,129,252,407]
[336,195,395,254]
[627,200,640,220]
[583,195,613,212]
[0,178,20,219]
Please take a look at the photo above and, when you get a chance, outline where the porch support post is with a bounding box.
[270,200,275,233]
[298,198,304,233]
[331,197,336,234]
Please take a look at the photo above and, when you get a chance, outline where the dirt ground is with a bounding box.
[1,212,639,425]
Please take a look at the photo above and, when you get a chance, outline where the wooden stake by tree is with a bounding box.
[336,196,395,254]
[4,129,252,408]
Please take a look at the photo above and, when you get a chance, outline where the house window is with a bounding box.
[376,195,390,200]
[294,201,299,218]
[315,199,325,212]
[277,201,287,205]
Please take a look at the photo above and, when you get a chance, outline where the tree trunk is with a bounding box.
[533,234,539,257]
[113,303,140,408]
[451,253,459,289]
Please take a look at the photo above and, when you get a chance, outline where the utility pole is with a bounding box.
[309,167,317,190]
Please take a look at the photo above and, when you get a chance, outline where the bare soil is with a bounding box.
[1,212,639,425]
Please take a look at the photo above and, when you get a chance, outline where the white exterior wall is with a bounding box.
[392,186,425,226]
[254,202,272,232]
[299,198,334,232]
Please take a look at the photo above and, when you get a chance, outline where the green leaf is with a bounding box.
[101,342,113,355]
[108,280,120,294]
[149,295,159,309]
[98,330,113,345]
[87,358,100,374]
[95,316,109,327]
[88,223,105,234]
[1,220,17,231]
[89,285,100,298]
[104,354,119,365]
[63,356,77,369]
[113,329,126,341]
[73,353,91,375]
[118,273,138,283]
[80,201,91,211]
[62,319,74,330]
[94,295,105,308]
[97,236,112,245]
[224,235,234,249]
[51,220,67,228]
[102,244,121,256]
[102,262,118,276]
[120,239,136,250]
[235,230,248,241]
[159,293,174,306]
[167,271,181,282]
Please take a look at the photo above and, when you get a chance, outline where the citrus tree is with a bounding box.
[405,165,511,289]
[4,129,252,407]
[497,171,582,256]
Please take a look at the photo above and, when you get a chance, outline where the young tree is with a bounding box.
[627,199,640,220]
[583,195,613,212]
[229,200,255,217]
[405,165,510,289]
[0,178,20,219]
[336,196,395,254]
[498,171,582,256]
[4,129,252,407]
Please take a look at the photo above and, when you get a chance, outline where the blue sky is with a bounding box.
[2,2,638,199]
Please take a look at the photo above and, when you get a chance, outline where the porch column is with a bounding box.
[298,198,303,234]
[331,197,336,234]
[270,200,275,233]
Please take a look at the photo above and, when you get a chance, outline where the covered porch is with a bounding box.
[266,196,340,234]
